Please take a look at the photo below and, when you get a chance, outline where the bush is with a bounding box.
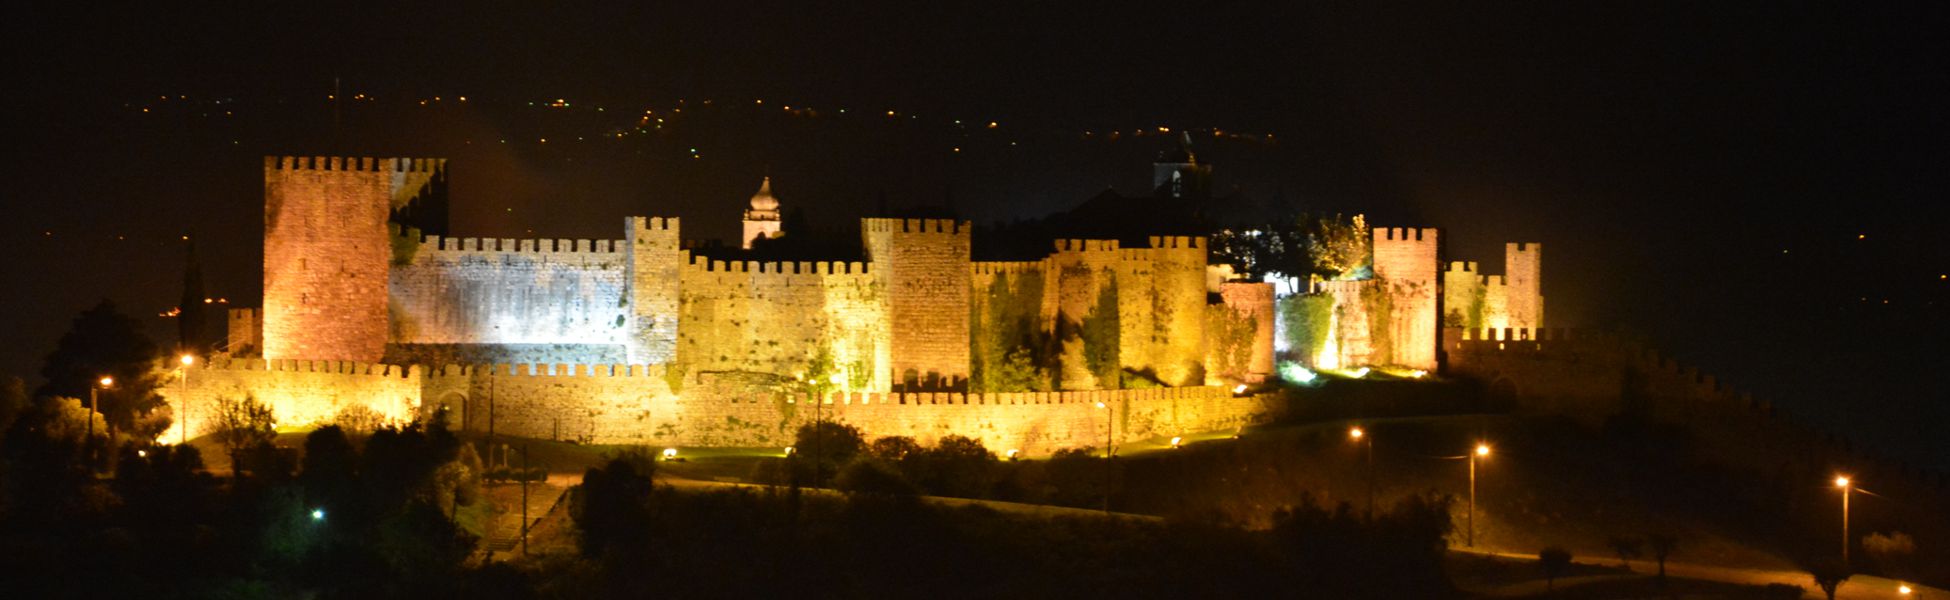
[834,457,918,497]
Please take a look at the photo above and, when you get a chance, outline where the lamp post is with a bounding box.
[1350,426,1374,519]
[178,354,194,445]
[1096,401,1113,514]
[1834,475,1851,563]
[1469,442,1490,548]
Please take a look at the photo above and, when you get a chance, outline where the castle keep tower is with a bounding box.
[863,218,972,390]
[262,156,443,362]
[1504,242,1543,329]
[741,177,782,249]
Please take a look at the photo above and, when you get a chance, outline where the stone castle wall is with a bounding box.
[1210,282,1276,383]
[624,217,682,364]
[161,358,423,442]
[388,234,630,347]
[263,157,443,362]
[675,255,888,391]
[161,359,1282,456]
[1442,243,1543,331]
[226,308,262,353]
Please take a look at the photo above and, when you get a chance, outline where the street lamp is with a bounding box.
[1350,426,1374,519]
[1469,442,1490,548]
[1834,475,1851,563]
[178,354,195,445]
[1096,401,1113,514]
[88,376,114,454]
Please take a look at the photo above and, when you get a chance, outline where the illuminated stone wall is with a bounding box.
[387,235,630,347]
[625,217,682,364]
[160,358,423,442]
[163,359,1282,457]
[1119,237,1210,387]
[863,219,972,389]
[1209,282,1276,383]
[262,156,443,362]
[1442,243,1543,332]
[675,255,888,391]
[1370,228,1440,370]
[1503,243,1543,328]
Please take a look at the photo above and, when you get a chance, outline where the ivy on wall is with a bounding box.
[1204,304,1259,380]
[1360,282,1396,365]
[971,271,1055,393]
[1277,294,1334,364]
[1080,276,1121,389]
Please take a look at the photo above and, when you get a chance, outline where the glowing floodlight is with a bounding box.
[1006,449,1020,460]
[1899,584,1912,595]
[1169,437,1183,449]
[1095,401,1106,409]
[1352,367,1371,378]
[180,354,195,366]
[1349,427,1364,440]
[99,376,114,388]
[310,508,325,522]
[783,446,795,456]
[1475,443,1491,457]
[1834,476,1850,488]
[1232,384,1248,394]
[662,448,678,460]
[1409,370,1427,378]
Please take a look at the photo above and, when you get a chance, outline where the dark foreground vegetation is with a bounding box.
[554,454,1458,599]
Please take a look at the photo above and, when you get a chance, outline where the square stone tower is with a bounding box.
[625,216,683,364]
[862,218,972,390]
[261,156,443,362]
[1371,227,1442,370]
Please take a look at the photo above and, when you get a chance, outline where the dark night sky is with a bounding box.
[4,3,1946,467]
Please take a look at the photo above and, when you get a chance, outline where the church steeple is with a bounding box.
[742,176,783,249]
[1152,132,1212,199]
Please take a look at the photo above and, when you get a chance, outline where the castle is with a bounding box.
[167,154,1544,455]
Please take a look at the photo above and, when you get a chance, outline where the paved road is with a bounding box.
[1455,547,1941,599]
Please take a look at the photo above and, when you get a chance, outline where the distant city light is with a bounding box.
[310,508,325,522]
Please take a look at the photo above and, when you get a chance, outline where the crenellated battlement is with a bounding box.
[1053,239,1120,253]
[264,156,445,173]
[684,254,870,276]
[783,384,1227,407]
[1450,327,1584,342]
[972,260,1047,276]
[1375,227,1439,242]
[1447,261,1479,273]
[862,217,967,234]
[1144,235,1205,250]
[1480,274,1506,287]
[416,235,627,256]
[627,216,680,232]
[201,357,416,377]
[425,363,669,378]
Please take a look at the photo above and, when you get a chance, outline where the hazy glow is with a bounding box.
[310,508,325,521]
[1475,443,1491,457]
[1349,427,1364,440]
[662,448,678,460]
[1169,436,1183,448]
[1278,361,1319,384]
[98,376,114,387]
[1834,476,1850,488]
[180,354,195,366]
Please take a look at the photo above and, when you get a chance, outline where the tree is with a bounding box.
[1647,533,1679,581]
[794,421,866,486]
[1803,557,1851,600]
[1078,279,1120,389]
[1306,213,1371,280]
[0,376,27,441]
[1538,546,1573,592]
[835,456,919,497]
[574,453,657,557]
[213,394,276,475]
[37,300,169,438]
[1606,535,1644,570]
[913,435,997,498]
[868,436,922,461]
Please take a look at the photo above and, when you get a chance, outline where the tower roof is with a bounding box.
[749,177,780,212]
